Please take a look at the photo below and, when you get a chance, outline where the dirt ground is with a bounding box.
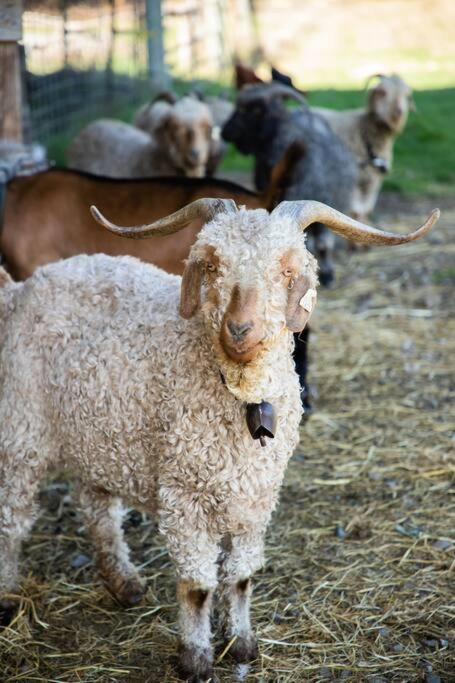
[1,193,454,682]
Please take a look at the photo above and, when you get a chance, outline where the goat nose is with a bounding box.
[188,148,200,161]
[227,320,253,341]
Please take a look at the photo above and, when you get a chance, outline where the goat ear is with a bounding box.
[285,274,317,332]
[156,110,177,137]
[180,260,204,319]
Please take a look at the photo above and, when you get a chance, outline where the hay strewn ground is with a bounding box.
[1,194,454,682]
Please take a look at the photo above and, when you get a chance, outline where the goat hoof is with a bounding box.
[0,597,18,627]
[319,271,334,287]
[229,633,258,663]
[179,644,214,682]
[112,577,146,607]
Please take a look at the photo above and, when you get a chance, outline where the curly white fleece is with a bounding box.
[0,209,316,592]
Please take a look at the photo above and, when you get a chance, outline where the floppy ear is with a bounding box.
[285,274,317,332]
[154,108,178,140]
[179,260,204,319]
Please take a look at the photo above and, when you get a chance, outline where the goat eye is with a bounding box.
[206,263,217,273]
[282,268,293,278]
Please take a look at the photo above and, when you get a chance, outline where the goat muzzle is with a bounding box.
[219,325,264,363]
[220,285,265,363]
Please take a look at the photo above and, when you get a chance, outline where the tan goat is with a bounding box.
[68,96,214,179]
[314,74,414,221]
[133,95,215,177]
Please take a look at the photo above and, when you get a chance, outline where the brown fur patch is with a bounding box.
[237,578,250,594]
[91,484,111,497]
[280,249,300,281]
[219,284,265,362]
[285,273,315,333]
[187,588,209,610]
[265,142,306,211]
[180,245,220,319]
[180,260,204,319]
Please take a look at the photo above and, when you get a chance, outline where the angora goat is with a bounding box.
[0,199,439,680]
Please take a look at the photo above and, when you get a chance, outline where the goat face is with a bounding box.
[163,115,213,177]
[181,209,317,366]
[91,196,439,402]
[222,88,280,156]
[368,75,413,133]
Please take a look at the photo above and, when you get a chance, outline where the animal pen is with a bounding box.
[0,2,454,682]
[2,0,258,143]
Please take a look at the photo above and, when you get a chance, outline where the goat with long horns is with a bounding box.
[93,198,438,678]
[0,196,438,682]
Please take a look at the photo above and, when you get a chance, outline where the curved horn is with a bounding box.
[260,82,307,106]
[90,198,237,239]
[364,73,385,90]
[272,200,440,246]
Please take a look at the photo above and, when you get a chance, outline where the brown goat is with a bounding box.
[2,170,279,280]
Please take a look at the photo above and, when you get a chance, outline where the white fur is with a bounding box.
[68,95,214,179]
[314,74,412,219]
[0,209,317,674]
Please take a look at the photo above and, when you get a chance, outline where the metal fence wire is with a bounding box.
[22,0,258,143]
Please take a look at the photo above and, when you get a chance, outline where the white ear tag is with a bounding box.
[299,288,316,313]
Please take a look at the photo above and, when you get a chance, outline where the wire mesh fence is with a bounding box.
[22,0,257,144]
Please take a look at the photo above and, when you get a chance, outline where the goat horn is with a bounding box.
[260,82,307,105]
[364,73,385,90]
[90,198,238,239]
[272,200,440,246]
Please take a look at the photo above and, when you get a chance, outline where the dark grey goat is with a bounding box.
[222,82,358,286]
[222,83,358,413]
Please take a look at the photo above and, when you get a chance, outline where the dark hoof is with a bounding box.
[229,633,258,663]
[319,271,334,287]
[112,577,147,607]
[0,597,18,628]
[179,644,214,682]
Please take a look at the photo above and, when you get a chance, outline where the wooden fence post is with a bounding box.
[145,0,169,90]
[0,0,23,141]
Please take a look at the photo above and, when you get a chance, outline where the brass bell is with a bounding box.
[246,401,277,447]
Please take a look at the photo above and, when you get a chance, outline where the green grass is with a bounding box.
[46,82,455,198]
